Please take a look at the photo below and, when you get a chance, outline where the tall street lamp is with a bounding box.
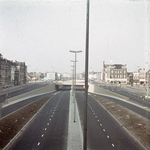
[70,51,82,123]
[84,0,90,149]
[145,62,150,98]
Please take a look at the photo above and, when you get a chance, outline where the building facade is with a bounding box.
[103,62,127,83]
[0,54,27,88]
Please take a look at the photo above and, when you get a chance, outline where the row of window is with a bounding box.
[111,70,126,74]
[110,75,126,78]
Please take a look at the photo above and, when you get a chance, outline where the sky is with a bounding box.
[0,0,150,73]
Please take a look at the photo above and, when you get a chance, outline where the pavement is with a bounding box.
[67,90,83,150]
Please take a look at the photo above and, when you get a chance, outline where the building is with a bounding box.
[15,61,27,85]
[0,57,11,88]
[11,61,16,86]
[44,72,57,81]
[146,70,150,85]
[102,61,127,83]
[138,68,145,84]
[133,72,140,84]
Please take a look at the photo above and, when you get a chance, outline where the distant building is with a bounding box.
[133,72,140,84]
[138,68,145,84]
[15,61,27,85]
[0,57,11,88]
[44,72,57,81]
[11,61,16,86]
[146,70,150,85]
[102,61,127,83]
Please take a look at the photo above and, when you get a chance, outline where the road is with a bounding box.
[76,92,142,150]
[0,81,51,100]
[4,87,144,150]
[6,90,69,150]
[1,92,55,119]
[95,83,150,108]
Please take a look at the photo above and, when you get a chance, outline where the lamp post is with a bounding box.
[70,51,82,123]
[145,62,150,98]
[84,0,90,149]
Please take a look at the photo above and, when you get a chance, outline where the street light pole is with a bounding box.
[84,0,90,149]
[145,62,150,98]
[70,51,82,123]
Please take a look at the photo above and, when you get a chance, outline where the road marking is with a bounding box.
[95,116,97,118]
[51,115,53,117]
[107,135,109,138]
[49,119,51,121]
[45,128,47,130]
[41,134,44,137]
[38,142,40,145]
[103,129,105,132]
[93,113,95,115]
[47,123,49,125]
[112,144,115,147]
[97,120,99,122]
[100,124,102,126]
[53,112,54,114]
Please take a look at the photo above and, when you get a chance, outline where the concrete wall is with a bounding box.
[88,83,129,100]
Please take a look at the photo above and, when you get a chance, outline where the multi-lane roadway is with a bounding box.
[3,85,145,150]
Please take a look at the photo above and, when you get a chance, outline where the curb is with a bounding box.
[3,94,55,150]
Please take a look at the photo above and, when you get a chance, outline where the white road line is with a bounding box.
[107,135,109,138]
[38,142,40,145]
[103,129,105,132]
[100,124,102,126]
[47,123,49,125]
[112,144,115,147]
[97,120,99,122]
[53,112,54,114]
[93,113,95,115]
[45,128,47,130]
[51,115,53,117]
[95,116,97,118]
[41,134,44,137]
[49,119,51,121]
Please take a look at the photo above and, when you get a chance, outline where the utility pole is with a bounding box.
[84,0,90,149]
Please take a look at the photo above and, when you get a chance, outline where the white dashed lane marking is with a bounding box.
[37,142,40,146]
[45,128,47,130]
[89,103,114,149]
[41,134,44,137]
[47,123,49,125]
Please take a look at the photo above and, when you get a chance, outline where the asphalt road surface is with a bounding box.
[0,81,51,101]
[4,88,144,150]
[1,92,56,119]
[76,92,142,150]
[6,91,69,150]
[96,83,150,108]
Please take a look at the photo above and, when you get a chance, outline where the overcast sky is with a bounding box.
[0,0,150,73]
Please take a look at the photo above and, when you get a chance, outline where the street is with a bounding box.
[4,87,145,150]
